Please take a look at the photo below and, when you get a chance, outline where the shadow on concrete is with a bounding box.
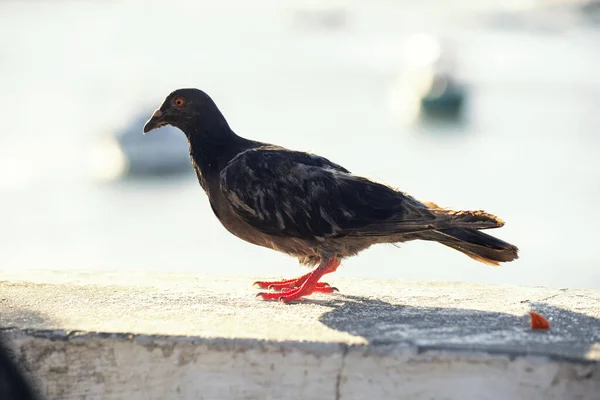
[0,334,43,400]
[0,307,57,330]
[317,295,600,362]
[0,306,56,400]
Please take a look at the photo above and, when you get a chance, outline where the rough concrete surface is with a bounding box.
[0,270,599,399]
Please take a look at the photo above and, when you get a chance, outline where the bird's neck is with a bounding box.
[183,123,255,190]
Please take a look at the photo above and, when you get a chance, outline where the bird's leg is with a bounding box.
[256,257,341,302]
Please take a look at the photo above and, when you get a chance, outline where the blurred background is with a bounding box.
[1,0,599,289]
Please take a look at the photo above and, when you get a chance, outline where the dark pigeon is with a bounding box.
[143,88,519,302]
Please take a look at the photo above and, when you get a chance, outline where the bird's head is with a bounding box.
[143,88,228,136]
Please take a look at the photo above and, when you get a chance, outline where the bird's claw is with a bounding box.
[256,291,290,301]
[312,285,338,294]
[254,279,296,290]
[256,292,287,300]
[255,284,339,302]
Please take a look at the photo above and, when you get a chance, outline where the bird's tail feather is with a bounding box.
[440,209,504,230]
[422,227,519,266]
[417,201,505,231]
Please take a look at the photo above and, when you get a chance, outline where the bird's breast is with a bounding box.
[207,191,323,261]
[208,193,267,247]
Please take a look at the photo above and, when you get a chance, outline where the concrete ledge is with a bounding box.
[0,271,599,399]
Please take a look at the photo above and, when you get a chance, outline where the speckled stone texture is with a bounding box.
[0,271,598,399]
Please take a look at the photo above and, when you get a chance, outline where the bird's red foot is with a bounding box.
[257,284,338,302]
[255,257,341,302]
[253,274,332,291]
[253,272,311,290]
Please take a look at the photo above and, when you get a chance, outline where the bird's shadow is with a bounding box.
[306,294,600,362]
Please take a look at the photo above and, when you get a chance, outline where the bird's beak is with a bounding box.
[143,109,166,134]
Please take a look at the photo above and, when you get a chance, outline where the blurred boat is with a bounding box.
[389,33,468,125]
[87,112,192,181]
[419,72,466,117]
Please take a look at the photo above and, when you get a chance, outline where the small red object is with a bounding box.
[255,257,341,302]
[529,311,550,330]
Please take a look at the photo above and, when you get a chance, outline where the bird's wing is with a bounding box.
[219,147,441,240]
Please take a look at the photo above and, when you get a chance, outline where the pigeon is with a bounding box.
[143,88,519,302]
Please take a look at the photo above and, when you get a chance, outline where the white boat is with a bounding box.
[87,112,192,181]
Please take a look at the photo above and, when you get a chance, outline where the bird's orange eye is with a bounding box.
[173,97,185,108]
